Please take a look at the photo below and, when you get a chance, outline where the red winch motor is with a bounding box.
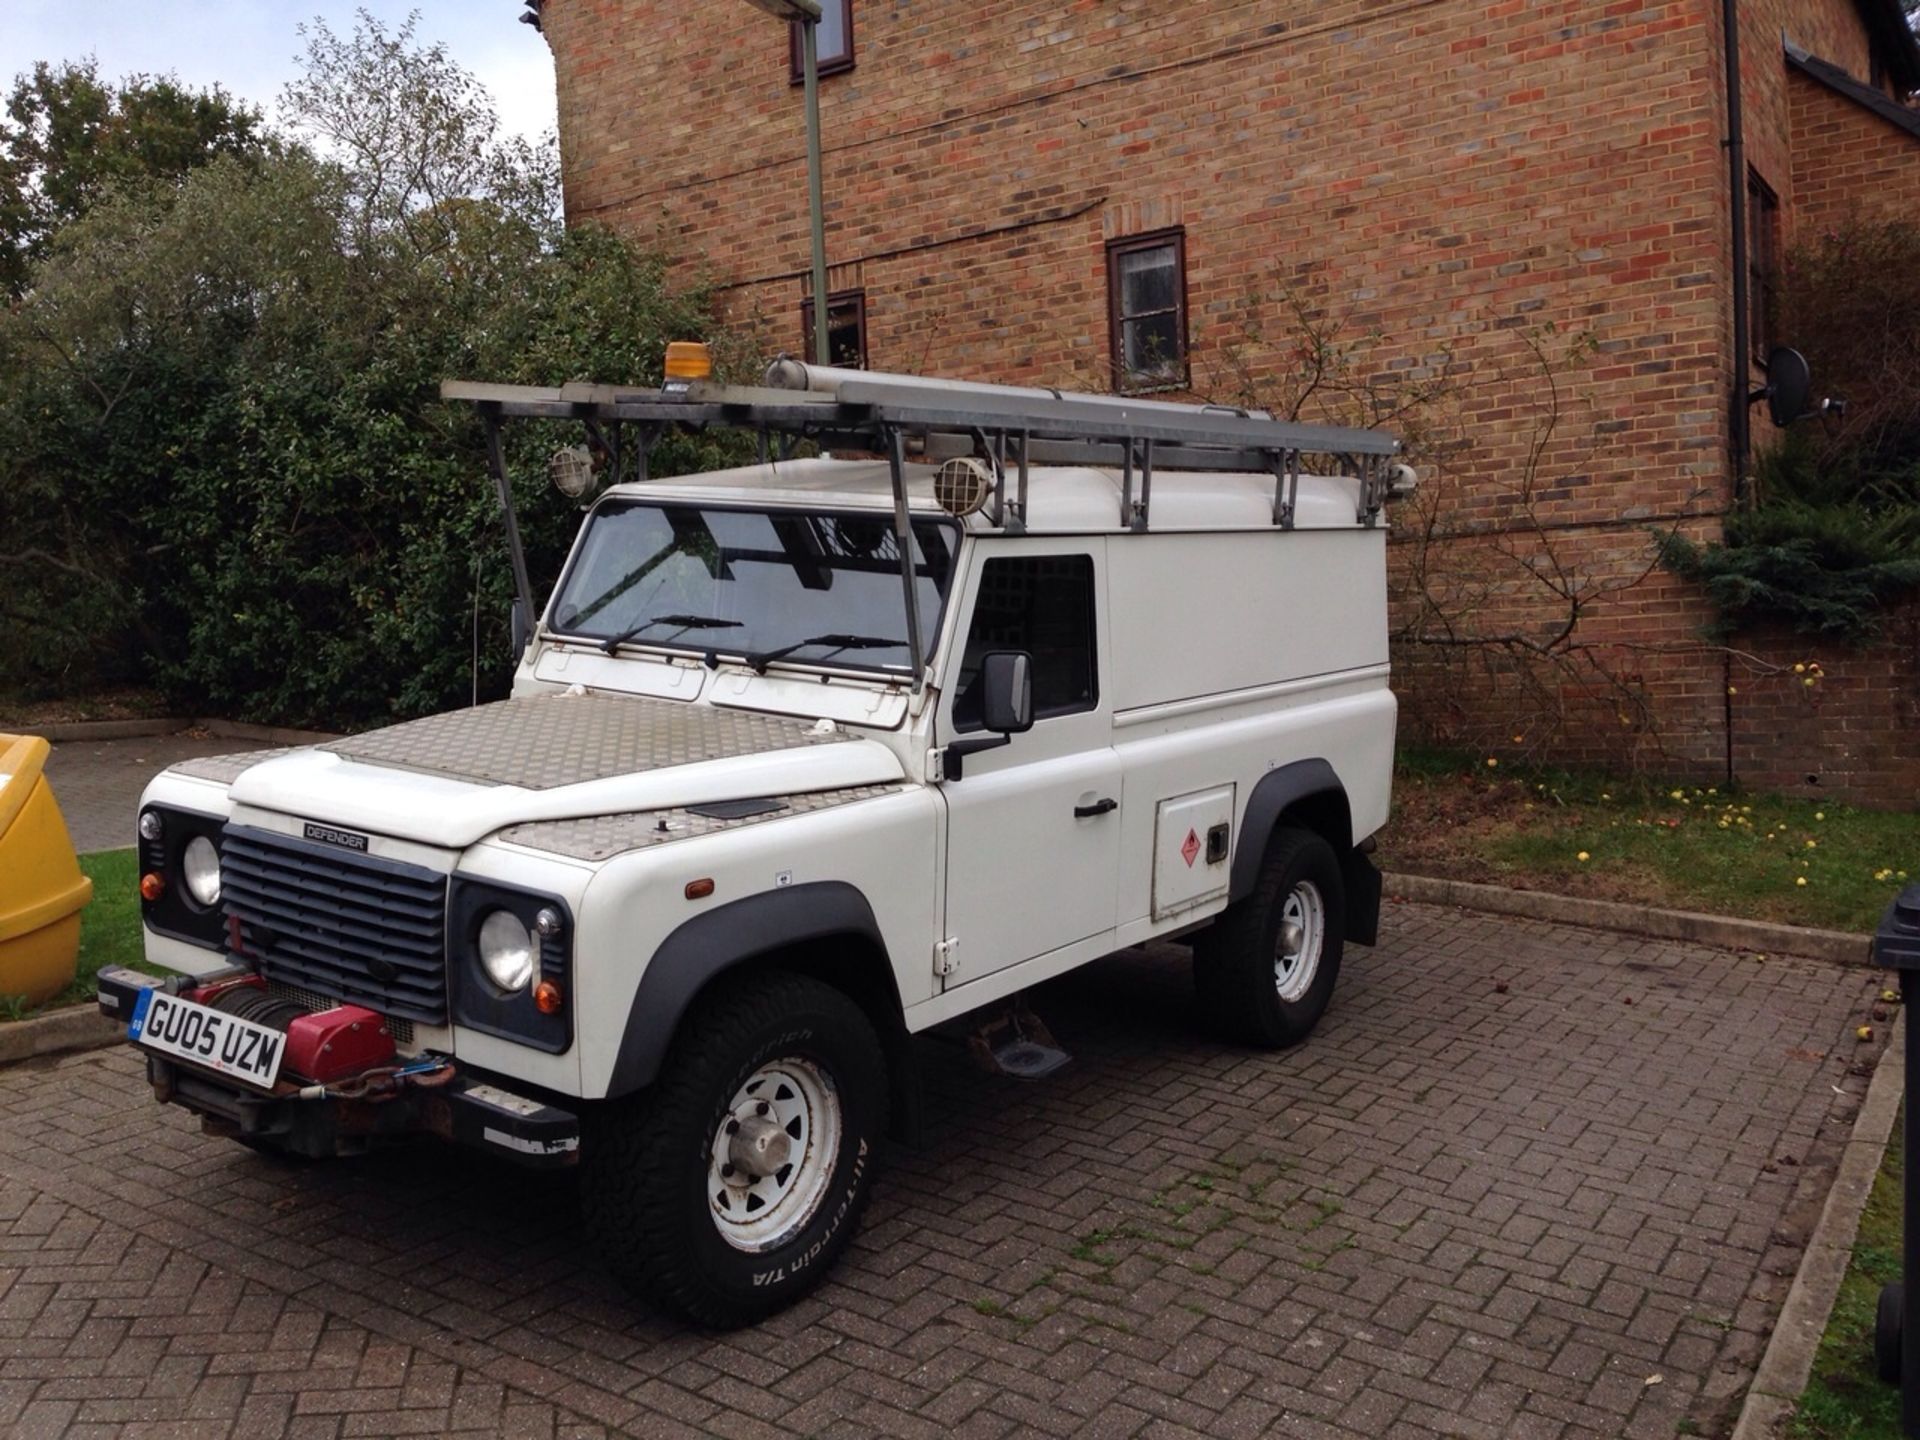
[282,1005,395,1084]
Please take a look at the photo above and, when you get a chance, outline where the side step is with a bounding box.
[966,1000,1071,1080]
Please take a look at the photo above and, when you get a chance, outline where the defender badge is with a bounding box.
[304,822,369,852]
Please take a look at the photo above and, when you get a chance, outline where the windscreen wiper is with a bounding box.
[599,613,742,655]
[745,633,905,674]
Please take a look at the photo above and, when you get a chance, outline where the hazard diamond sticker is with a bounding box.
[1180,828,1201,868]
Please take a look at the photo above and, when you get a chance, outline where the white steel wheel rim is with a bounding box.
[1274,880,1325,1003]
[708,1058,841,1253]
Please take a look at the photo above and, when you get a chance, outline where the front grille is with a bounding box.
[222,825,449,1025]
[266,980,417,1046]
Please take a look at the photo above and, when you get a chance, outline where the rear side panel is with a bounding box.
[1106,527,1395,946]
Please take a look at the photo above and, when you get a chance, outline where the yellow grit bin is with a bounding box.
[0,734,93,1005]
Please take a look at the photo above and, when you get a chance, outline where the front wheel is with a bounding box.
[582,970,888,1327]
[1194,827,1345,1047]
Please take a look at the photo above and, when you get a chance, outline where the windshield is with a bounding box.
[547,501,958,673]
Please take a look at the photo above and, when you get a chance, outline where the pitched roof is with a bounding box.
[1786,37,1920,143]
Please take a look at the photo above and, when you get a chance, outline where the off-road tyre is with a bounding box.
[582,970,888,1328]
[1194,827,1345,1047]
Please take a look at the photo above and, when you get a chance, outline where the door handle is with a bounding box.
[1074,798,1118,818]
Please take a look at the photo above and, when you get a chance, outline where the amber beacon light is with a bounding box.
[664,342,713,380]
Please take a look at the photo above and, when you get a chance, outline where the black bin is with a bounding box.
[1872,883,1920,1433]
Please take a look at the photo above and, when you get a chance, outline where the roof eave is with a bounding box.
[1786,37,1920,142]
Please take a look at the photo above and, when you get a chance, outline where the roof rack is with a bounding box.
[442,361,1405,690]
[444,360,1402,531]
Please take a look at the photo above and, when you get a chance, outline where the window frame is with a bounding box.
[1105,227,1190,391]
[789,1,854,82]
[1747,168,1780,365]
[950,553,1100,734]
[800,288,869,369]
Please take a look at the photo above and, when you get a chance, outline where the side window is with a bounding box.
[952,555,1097,732]
[1747,169,1779,363]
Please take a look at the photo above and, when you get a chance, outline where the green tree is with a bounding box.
[0,15,739,724]
[0,59,269,296]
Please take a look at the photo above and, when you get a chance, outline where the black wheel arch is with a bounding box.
[604,881,923,1142]
[1234,759,1381,946]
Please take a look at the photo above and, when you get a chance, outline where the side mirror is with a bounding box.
[979,651,1034,734]
[510,598,530,664]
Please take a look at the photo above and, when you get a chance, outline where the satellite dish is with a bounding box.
[1761,348,1812,427]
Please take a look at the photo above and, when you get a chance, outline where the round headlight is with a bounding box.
[181,835,221,908]
[478,909,534,993]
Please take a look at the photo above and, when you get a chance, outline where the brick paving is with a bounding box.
[43,733,275,856]
[0,903,1884,1438]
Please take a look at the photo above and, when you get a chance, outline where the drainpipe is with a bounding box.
[1723,0,1751,503]
[1719,0,1752,791]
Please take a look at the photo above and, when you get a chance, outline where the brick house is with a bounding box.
[530,0,1920,801]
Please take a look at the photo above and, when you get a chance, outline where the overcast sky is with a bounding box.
[2,2,559,144]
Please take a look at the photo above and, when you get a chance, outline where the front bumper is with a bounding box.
[97,965,580,1168]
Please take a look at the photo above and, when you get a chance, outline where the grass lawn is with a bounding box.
[1790,1114,1903,1438]
[3,848,157,1020]
[1380,748,1920,934]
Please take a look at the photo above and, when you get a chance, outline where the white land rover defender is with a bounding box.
[101,355,1410,1326]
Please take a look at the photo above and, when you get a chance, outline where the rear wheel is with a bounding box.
[1195,827,1345,1047]
[582,970,887,1327]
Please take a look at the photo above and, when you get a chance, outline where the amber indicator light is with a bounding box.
[533,980,564,1015]
[684,878,715,900]
[139,872,166,901]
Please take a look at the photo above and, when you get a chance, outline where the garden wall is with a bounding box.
[1729,604,1920,805]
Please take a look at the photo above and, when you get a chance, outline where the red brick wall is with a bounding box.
[541,0,1914,801]
[1789,70,1920,233]
[1742,0,1878,208]
[1730,607,1920,802]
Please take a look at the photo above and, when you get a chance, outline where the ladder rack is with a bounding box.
[443,363,1406,691]
[443,361,1403,536]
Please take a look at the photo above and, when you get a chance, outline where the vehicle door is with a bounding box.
[938,541,1120,984]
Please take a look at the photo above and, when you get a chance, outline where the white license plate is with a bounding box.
[129,989,286,1091]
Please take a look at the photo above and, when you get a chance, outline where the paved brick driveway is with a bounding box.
[43,733,276,855]
[0,903,1882,1438]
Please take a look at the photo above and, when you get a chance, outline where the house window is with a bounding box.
[790,1,853,81]
[800,289,868,368]
[1106,229,1188,388]
[1748,169,1780,363]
